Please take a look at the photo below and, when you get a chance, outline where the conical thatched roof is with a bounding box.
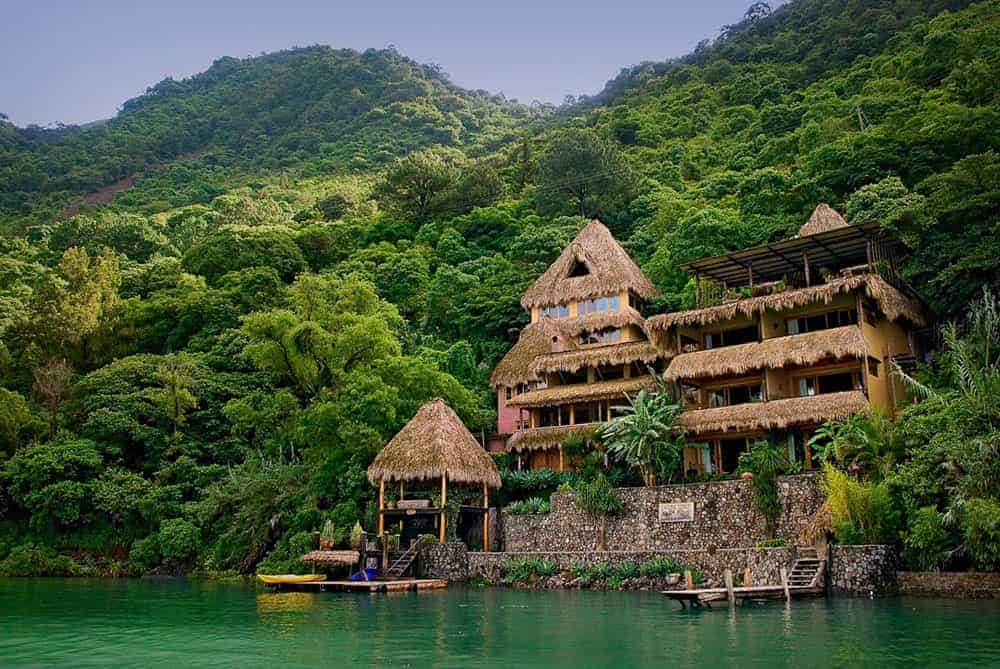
[367,399,501,488]
[797,204,849,237]
[520,220,659,309]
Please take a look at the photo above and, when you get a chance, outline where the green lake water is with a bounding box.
[2,579,999,667]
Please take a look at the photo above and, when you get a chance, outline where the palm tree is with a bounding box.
[597,387,682,486]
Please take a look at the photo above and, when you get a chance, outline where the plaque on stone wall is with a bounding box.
[658,502,694,523]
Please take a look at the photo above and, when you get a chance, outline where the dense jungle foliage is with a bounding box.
[0,0,997,575]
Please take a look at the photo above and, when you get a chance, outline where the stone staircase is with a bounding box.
[788,546,825,588]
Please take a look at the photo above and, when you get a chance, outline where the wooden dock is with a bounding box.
[267,578,447,593]
[664,558,826,608]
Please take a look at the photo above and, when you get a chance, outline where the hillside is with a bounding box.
[0,46,532,225]
[0,0,997,577]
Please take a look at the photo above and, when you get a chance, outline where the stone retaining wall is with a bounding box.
[898,571,1000,598]
[829,545,899,595]
[467,547,803,586]
[502,474,822,553]
[418,543,469,582]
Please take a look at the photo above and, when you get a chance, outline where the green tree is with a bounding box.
[598,387,682,485]
[374,149,458,222]
[535,128,636,218]
[147,355,199,439]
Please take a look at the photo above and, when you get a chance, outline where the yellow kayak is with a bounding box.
[257,574,325,585]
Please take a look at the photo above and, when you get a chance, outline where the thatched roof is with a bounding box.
[797,203,849,237]
[647,274,926,331]
[520,220,659,309]
[664,326,867,381]
[366,398,500,488]
[507,376,655,408]
[300,550,360,566]
[556,306,648,336]
[490,319,566,387]
[678,391,869,436]
[533,340,666,375]
[506,423,599,453]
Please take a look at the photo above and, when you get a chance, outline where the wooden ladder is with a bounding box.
[788,547,824,588]
[385,543,419,578]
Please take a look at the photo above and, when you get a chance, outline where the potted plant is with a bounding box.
[319,519,336,550]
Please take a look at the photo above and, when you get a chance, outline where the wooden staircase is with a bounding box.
[384,543,420,579]
[788,547,825,588]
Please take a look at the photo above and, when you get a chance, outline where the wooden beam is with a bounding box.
[724,569,735,607]
[781,567,791,603]
[558,444,564,472]
[483,483,489,551]
[439,475,447,544]
[378,479,385,536]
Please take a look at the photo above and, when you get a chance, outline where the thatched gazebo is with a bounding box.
[367,398,501,545]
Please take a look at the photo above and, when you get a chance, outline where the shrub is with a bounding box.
[738,440,788,539]
[555,482,573,494]
[822,464,898,545]
[962,498,1000,571]
[639,556,680,577]
[159,518,200,570]
[756,538,789,549]
[129,535,162,572]
[608,560,640,587]
[0,543,81,576]
[506,497,551,515]
[500,557,556,584]
[573,474,622,517]
[902,506,952,571]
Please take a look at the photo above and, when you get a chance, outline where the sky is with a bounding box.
[0,0,779,127]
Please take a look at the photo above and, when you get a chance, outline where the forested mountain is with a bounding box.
[0,46,531,224]
[0,0,997,575]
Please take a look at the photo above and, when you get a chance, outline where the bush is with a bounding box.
[756,538,789,548]
[159,518,200,570]
[573,474,622,517]
[822,464,898,545]
[129,535,162,572]
[506,497,551,515]
[499,469,573,505]
[639,556,680,577]
[0,543,81,576]
[962,498,1000,571]
[902,507,952,571]
[500,557,556,584]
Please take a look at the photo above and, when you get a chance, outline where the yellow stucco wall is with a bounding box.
[759,293,856,338]
[861,309,914,415]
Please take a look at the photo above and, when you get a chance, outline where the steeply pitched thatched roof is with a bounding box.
[533,340,666,375]
[664,326,867,381]
[797,203,849,237]
[507,376,655,408]
[366,398,500,488]
[506,423,599,453]
[646,274,926,331]
[490,319,565,387]
[677,391,869,436]
[520,220,659,309]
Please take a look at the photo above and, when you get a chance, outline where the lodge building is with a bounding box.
[490,206,928,475]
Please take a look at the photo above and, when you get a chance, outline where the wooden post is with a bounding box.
[439,475,447,544]
[684,570,694,590]
[780,567,791,603]
[724,569,735,607]
[482,483,490,552]
[742,567,752,587]
[804,252,811,287]
[378,479,385,536]
[748,261,754,289]
[558,444,564,472]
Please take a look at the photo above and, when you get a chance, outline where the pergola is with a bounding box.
[366,398,501,545]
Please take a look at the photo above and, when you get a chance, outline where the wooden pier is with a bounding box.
[664,557,826,608]
[267,578,447,593]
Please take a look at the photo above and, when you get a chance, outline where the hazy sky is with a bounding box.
[1,1,779,127]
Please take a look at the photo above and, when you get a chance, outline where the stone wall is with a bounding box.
[829,545,899,595]
[502,474,823,552]
[468,547,803,587]
[417,542,469,581]
[898,571,1000,599]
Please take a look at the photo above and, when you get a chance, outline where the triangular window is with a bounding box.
[568,259,590,277]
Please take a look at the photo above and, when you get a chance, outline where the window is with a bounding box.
[568,259,590,277]
[559,368,588,385]
[504,387,513,401]
[540,304,569,319]
[575,403,593,424]
[579,295,620,315]
[867,356,880,377]
[595,364,625,381]
[703,324,758,349]
[719,438,749,474]
[786,309,858,335]
[579,328,622,346]
[704,382,763,408]
[796,369,863,397]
